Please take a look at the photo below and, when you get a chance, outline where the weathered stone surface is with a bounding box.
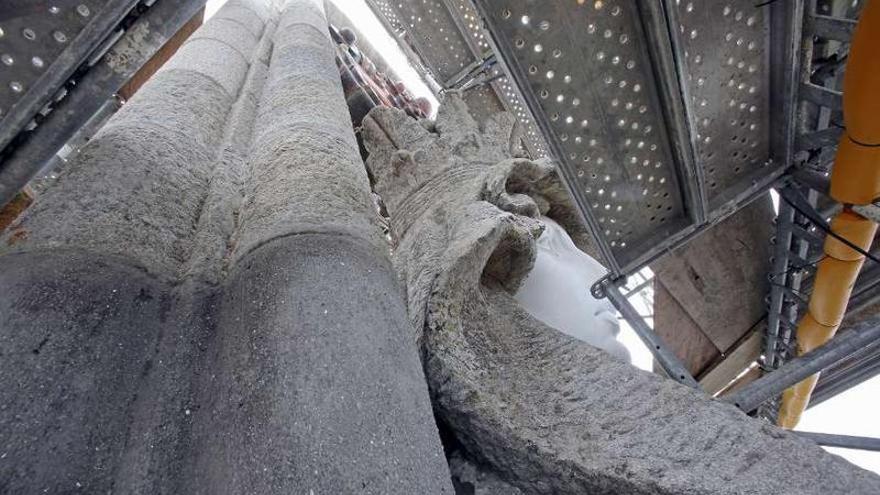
[363,93,880,494]
[363,96,596,339]
[0,250,173,493]
[194,1,453,491]
[0,0,452,492]
[187,235,451,494]
[0,3,270,492]
[449,451,524,495]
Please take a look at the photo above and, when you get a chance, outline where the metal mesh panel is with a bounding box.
[371,0,473,83]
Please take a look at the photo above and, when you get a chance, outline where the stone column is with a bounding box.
[184,0,452,492]
[0,0,452,492]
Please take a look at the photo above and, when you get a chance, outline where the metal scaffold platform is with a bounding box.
[367,0,802,277]
[366,0,880,419]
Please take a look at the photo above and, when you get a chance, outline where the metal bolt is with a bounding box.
[10,81,23,93]
[53,30,67,43]
[1,54,12,66]
[22,28,36,40]
[32,56,44,68]
[77,4,90,16]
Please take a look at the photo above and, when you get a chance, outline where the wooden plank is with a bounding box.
[699,326,763,395]
[654,198,775,351]
[718,366,762,397]
[653,280,720,377]
[0,186,33,233]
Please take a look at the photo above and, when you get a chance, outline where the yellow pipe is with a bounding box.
[777,0,880,429]
[777,218,876,428]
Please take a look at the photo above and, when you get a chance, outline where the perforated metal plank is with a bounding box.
[447,0,550,156]
[370,0,475,84]
[0,0,207,207]
[470,0,801,274]
[367,0,549,157]
[0,0,139,154]
[473,0,694,271]
[667,1,775,208]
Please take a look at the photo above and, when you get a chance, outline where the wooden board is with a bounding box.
[653,197,775,351]
[699,325,763,395]
[654,280,720,377]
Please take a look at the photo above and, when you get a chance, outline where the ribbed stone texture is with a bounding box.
[0,1,452,493]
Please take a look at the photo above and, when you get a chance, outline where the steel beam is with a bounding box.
[794,127,843,152]
[769,0,805,202]
[811,344,880,408]
[799,83,843,111]
[764,190,797,370]
[726,315,880,413]
[790,168,831,194]
[639,0,706,226]
[809,263,880,406]
[601,278,699,388]
[806,15,858,41]
[0,0,208,208]
[795,431,880,452]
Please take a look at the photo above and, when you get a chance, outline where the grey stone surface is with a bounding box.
[1,51,244,278]
[160,40,251,96]
[213,0,275,36]
[363,93,880,495]
[185,235,452,494]
[0,0,452,492]
[202,0,453,491]
[0,250,172,493]
[234,0,383,258]
[363,95,596,339]
[449,451,525,495]
[0,3,269,493]
[189,16,261,55]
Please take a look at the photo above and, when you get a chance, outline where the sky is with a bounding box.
[205,0,438,112]
[202,0,879,475]
[798,375,880,472]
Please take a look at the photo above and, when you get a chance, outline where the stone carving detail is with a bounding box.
[363,93,880,495]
